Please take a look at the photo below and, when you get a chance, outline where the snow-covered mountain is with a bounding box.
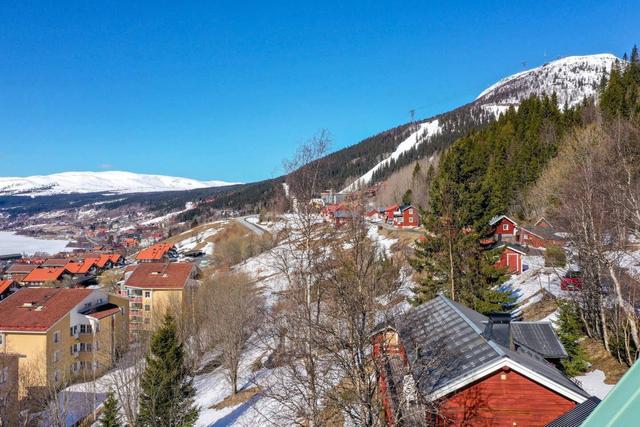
[475,53,618,110]
[343,54,619,191]
[0,171,239,196]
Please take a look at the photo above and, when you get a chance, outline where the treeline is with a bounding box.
[429,94,583,231]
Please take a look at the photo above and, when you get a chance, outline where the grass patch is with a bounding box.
[580,337,628,384]
[212,387,261,410]
[521,290,558,321]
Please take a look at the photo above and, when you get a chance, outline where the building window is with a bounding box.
[503,224,509,231]
[54,369,61,383]
[97,298,104,304]
[53,350,60,363]
[144,318,150,324]
[409,216,414,223]
[0,367,8,384]
[144,305,151,311]
[53,331,60,344]
[0,334,3,345]
[144,291,151,298]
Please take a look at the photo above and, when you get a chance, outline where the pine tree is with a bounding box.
[556,300,589,376]
[138,313,199,427]
[412,161,422,180]
[631,44,639,64]
[402,189,413,205]
[100,389,121,427]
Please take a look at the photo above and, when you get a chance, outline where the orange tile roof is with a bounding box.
[125,262,194,289]
[65,257,100,274]
[95,254,113,268]
[108,253,122,263]
[0,280,15,294]
[22,267,67,283]
[135,244,174,261]
[0,288,93,331]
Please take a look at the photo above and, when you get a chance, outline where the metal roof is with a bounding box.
[512,322,569,359]
[393,295,588,399]
[545,396,601,427]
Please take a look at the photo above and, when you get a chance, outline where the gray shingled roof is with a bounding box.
[512,322,568,359]
[393,295,589,399]
[545,396,601,427]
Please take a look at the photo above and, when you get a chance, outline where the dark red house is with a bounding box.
[372,295,587,427]
[384,204,400,223]
[392,205,420,228]
[489,215,519,243]
[495,243,526,274]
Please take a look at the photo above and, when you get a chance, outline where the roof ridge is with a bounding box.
[438,295,505,357]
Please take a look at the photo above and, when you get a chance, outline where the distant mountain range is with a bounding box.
[0,171,238,197]
[0,53,620,215]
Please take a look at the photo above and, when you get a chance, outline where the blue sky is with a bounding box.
[0,1,637,182]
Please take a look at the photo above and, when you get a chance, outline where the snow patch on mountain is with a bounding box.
[0,171,239,196]
[475,53,618,108]
[343,119,441,192]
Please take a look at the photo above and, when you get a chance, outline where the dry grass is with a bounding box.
[521,291,559,321]
[580,338,629,384]
[162,221,228,246]
[211,386,261,410]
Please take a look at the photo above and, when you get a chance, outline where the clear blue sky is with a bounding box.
[0,1,636,182]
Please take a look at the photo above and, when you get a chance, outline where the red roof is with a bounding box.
[136,244,174,261]
[0,280,15,294]
[83,303,122,320]
[22,267,67,283]
[125,262,194,289]
[95,254,113,268]
[0,288,93,331]
[65,257,100,274]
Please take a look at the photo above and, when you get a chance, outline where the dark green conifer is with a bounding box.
[556,301,589,376]
[138,313,199,427]
[100,389,121,427]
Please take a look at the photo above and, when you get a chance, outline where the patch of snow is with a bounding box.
[574,369,614,399]
[343,120,441,192]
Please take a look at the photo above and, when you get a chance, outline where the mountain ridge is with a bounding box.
[0,171,239,197]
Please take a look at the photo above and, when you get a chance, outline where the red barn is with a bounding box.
[495,244,526,274]
[392,205,420,228]
[489,215,518,243]
[517,225,565,249]
[372,295,589,427]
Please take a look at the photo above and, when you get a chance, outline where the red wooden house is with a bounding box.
[489,215,519,243]
[495,243,526,274]
[517,225,565,249]
[392,205,420,228]
[372,295,588,427]
[384,204,400,223]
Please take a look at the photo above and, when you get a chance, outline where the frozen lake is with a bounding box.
[0,231,70,256]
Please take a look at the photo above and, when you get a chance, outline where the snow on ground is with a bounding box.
[501,255,569,312]
[175,227,221,252]
[0,231,71,256]
[574,370,614,399]
[367,224,397,256]
[343,119,441,192]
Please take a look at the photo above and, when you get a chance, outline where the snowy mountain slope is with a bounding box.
[342,54,619,192]
[343,119,441,191]
[0,171,239,196]
[475,54,618,108]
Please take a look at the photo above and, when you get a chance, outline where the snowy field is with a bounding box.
[0,231,70,256]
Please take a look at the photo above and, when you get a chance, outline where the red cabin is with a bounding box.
[392,205,420,228]
[495,244,525,274]
[489,215,518,243]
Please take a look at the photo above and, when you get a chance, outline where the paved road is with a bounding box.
[234,215,269,236]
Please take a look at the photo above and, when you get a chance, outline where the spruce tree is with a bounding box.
[402,189,413,205]
[100,389,121,427]
[631,44,639,64]
[556,300,589,376]
[138,313,199,427]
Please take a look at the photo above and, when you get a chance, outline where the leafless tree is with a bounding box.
[199,271,264,395]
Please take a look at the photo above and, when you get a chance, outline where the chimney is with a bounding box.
[485,312,513,349]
